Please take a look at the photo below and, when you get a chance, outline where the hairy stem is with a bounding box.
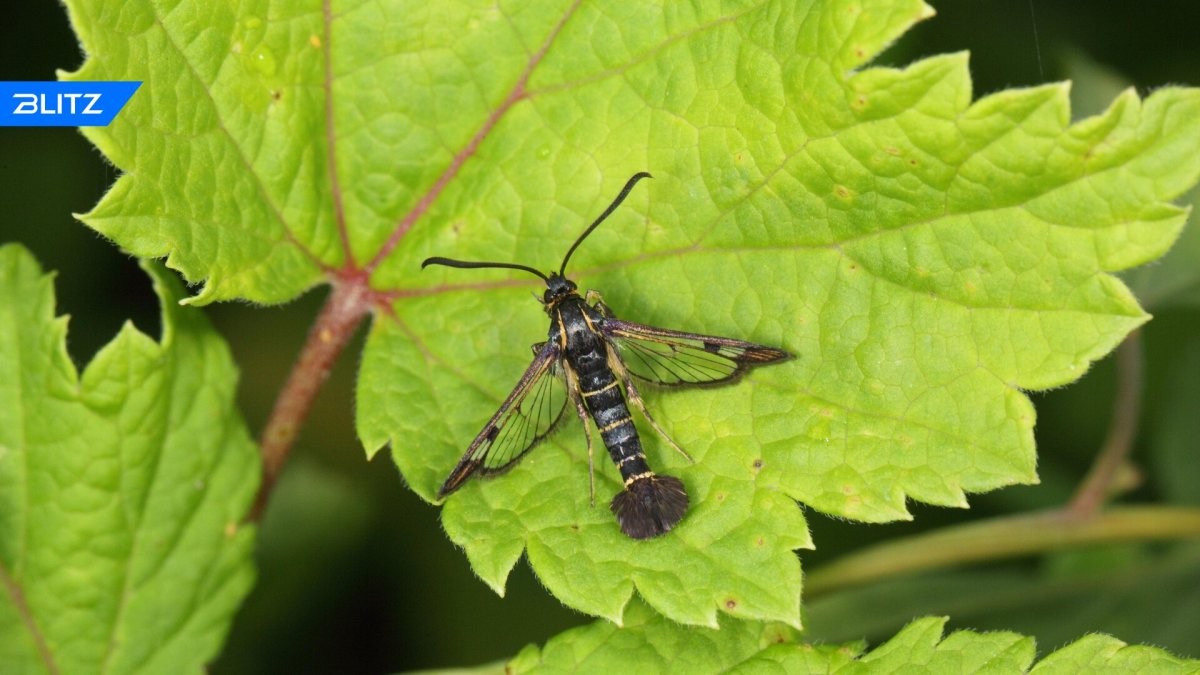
[250,280,371,520]
[1067,329,1144,517]
[804,505,1200,599]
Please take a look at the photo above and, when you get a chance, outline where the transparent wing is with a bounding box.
[437,343,568,497]
[604,319,790,387]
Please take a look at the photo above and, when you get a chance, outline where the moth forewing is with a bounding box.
[436,341,565,498]
[603,318,790,387]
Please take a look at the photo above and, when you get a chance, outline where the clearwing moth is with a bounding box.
[424,173,790,539]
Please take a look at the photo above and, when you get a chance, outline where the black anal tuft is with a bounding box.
[610,475,689,539]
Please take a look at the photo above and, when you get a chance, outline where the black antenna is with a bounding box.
[421,256,548,281]
[558,172,652,277]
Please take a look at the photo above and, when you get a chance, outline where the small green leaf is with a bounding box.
[509,606,1198,673]
[0,244,258,673]
[505,600,825,673]
[1029,634,1199,675]
[803,544,1200,661]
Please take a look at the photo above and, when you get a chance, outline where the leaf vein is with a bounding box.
[364,0,585,274]
[0,561,59,675]
[148,4,331,275]
[525,0,770,99]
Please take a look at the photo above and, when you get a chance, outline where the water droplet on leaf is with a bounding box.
[250,45,277,76]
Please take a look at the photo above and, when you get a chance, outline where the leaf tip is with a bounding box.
[362,436,388,460]
[464,552,513,599]
[466,546,520,599]
[946,49,971,66]
[178,287,211,307]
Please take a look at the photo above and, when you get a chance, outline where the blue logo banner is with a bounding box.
[0,81,141,127]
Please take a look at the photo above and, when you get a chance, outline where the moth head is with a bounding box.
[542,274,577,306]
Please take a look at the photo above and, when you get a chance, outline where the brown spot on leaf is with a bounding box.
[725,599,737,610]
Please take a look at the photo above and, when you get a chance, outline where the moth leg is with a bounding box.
[581,402,596,507]
[607,347,694,464]
[564,364,597,506]
[627,376,694,464]
[585,289,615,318]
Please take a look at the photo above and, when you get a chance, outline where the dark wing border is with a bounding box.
[604,319,790,387]
[437,342,566,498]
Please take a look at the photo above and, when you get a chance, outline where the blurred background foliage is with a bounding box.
[2,1,1197,672]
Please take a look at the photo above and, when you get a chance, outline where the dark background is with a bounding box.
[2,2,1198,672]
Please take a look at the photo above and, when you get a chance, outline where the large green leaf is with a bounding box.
[64,0,1200,626]
[357,2,1200,625]
[508,602,1198,673]
[0,245,258,672]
